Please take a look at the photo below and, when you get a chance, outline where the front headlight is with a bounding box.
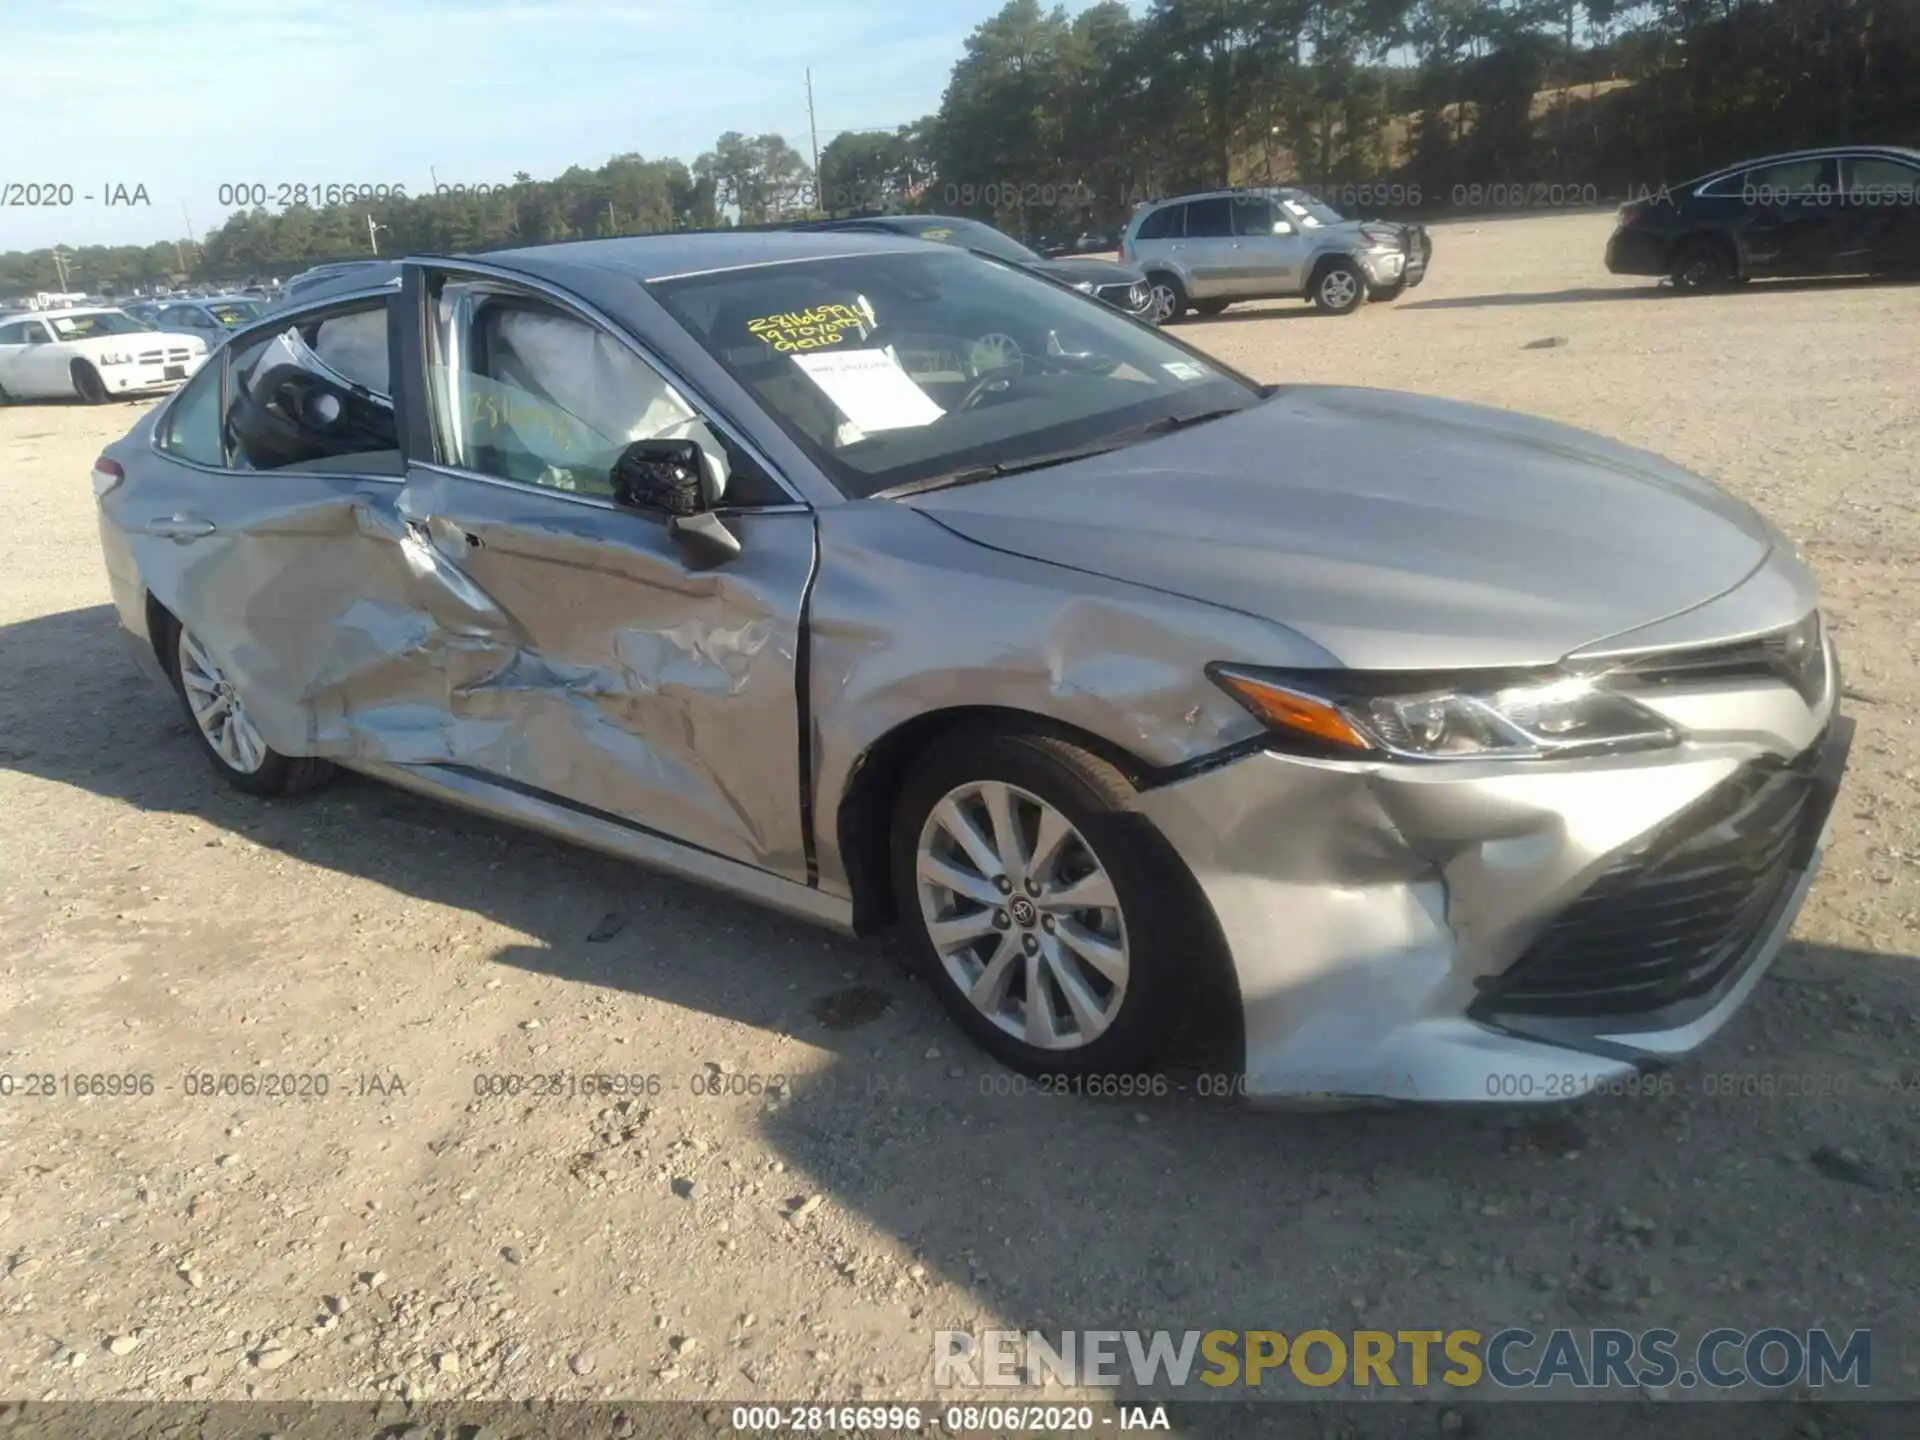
[1209,666,1680,761]
[1073,280,1096,294]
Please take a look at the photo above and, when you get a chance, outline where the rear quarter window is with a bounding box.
[157,360,226,467]
[1134,203,1185,241]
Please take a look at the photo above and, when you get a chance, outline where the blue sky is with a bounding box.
[0,0,1126,253]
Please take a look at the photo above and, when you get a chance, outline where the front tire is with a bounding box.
[1311,260,1367,314]
[72,361,110,404]
[890,729,1186,1077]
[163,616,335,797]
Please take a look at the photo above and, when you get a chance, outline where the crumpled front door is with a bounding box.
[388,465,817,883]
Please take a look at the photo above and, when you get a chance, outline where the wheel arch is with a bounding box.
[1666,227,1742,273]
[833,703,1245,1068]
[144,589,180,678]
[834,706,1151,936]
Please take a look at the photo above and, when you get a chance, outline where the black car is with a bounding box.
[1606,145,1920,290]
[790,215,1159,322]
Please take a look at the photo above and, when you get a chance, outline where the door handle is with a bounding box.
[150,514,215,540]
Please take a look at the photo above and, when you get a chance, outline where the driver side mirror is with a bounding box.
[610,437,741,569]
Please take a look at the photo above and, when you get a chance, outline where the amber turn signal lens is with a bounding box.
[1212,670,1372,751]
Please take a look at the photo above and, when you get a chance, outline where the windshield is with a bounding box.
[888,217,1040,265]
[209,300,261,325]
[650,247,1259,499]
[50,310,146,338]
[1276,192,1347,228]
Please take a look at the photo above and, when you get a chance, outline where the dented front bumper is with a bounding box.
[1135,711,1849,1104]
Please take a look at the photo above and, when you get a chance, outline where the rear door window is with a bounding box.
[1739,157,1840,204]
[223,297,402,474]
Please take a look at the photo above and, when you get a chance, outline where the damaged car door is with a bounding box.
[125,292,475,761]
[389,265,818,883]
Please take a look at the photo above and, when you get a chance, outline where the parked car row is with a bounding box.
[87,223,1847,1102]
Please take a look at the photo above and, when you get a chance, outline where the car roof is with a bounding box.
[1692,144,1920,184]
[474,228,928,283]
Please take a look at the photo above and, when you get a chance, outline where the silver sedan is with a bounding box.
[89,231,1850,1104]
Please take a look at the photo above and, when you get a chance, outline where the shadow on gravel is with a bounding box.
[5,603,1917,1408]
[1403,274,1917,310]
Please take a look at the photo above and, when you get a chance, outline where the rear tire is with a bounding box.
[890,727,1193,1078]
[71,361,110,404]
[1669,235,1739,291]
[159,613,335,798]
[1145,272,1188,324]
[1311,259,1367,314]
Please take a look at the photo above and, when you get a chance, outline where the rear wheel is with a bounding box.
[891,728,1191,1077]
[71,361,110,404]
[1144,272,1188,324]
[163,615,335,797]
[1311,259,1367,314]
[1669,235,1739,291]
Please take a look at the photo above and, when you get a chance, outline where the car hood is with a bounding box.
[908,385,1778,670]
[1025,256,1146,286]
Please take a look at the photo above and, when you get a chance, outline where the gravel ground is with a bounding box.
[1,211,1916,1421]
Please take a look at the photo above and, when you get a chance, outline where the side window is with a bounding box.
[223,297,401,475]
[428,279,786,506]
[1185,197,1233,238]
[1135,203,1184,241]
[1741,157,1838,202]
[1845,156,1920,195]
[1231,194,1278,236]
[156,358,225,467]
[0,322,28,344]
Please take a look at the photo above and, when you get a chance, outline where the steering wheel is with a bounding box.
[957,373,1016,412]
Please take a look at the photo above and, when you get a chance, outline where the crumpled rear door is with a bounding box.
[127,295,486,761]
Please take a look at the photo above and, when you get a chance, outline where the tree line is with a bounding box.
[4,0,1915,293]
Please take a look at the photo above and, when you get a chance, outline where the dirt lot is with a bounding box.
[2,211,1917,1422]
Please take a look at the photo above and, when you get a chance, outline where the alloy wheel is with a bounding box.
[1318,269,1360,311]
[177,628,268,774]
[1147,282,1178,323]
[914,780,1130,1050]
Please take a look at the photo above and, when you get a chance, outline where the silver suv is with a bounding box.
[1120,187,1432,320]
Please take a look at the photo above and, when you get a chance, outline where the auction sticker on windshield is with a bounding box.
[1163,360,1209,381]
[747,301,871,353]
[792,348,945,432]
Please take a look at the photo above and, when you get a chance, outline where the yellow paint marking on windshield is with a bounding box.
[746,302,868,353]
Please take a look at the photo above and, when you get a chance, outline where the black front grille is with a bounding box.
[1476,739,1832,1020]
